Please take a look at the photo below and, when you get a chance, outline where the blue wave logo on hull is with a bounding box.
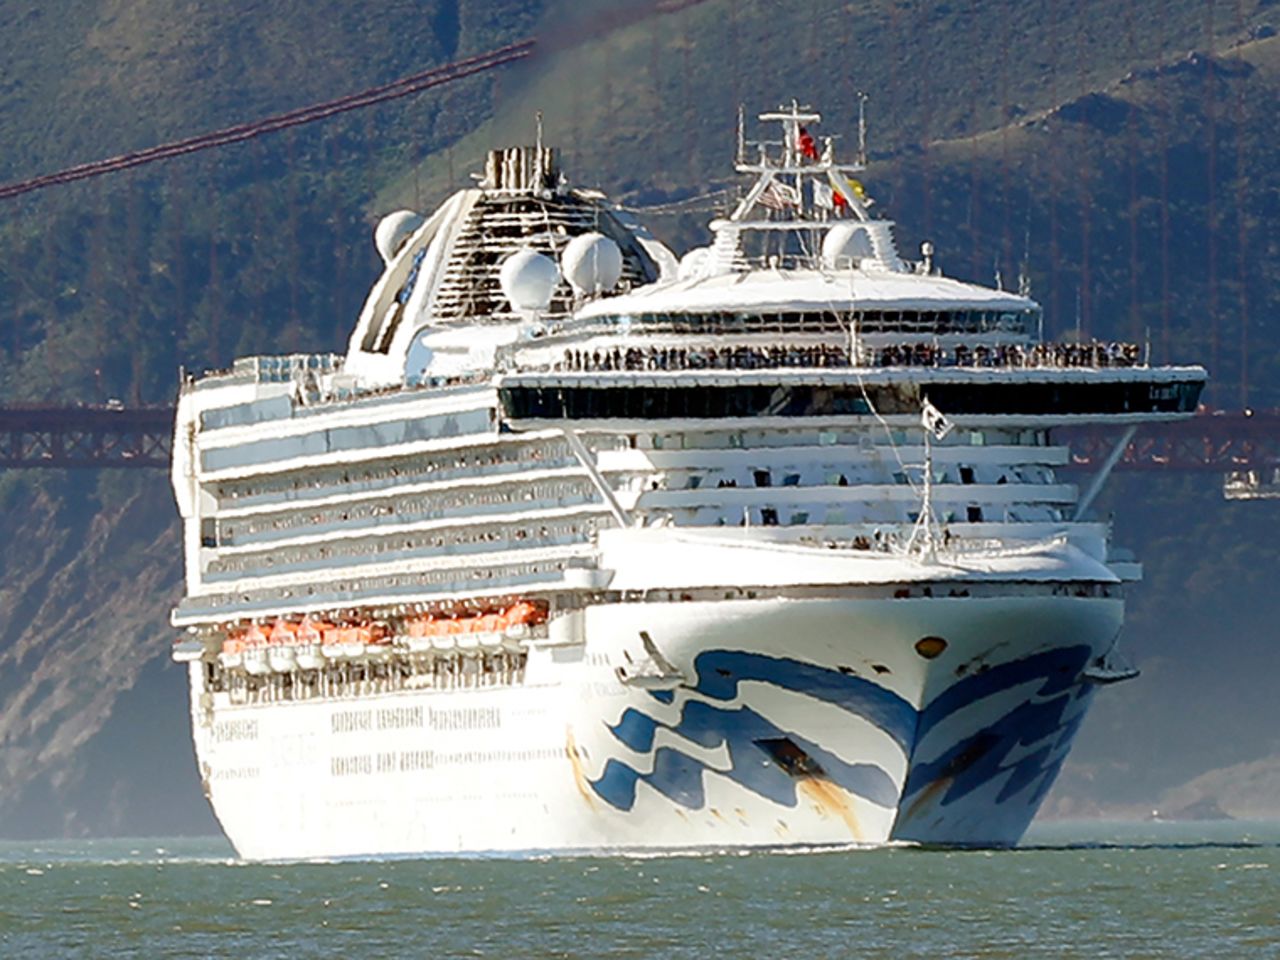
[588,646,1099,837]
[589,651,912,813]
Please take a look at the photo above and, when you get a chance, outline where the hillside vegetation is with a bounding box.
[0,0,1278,835]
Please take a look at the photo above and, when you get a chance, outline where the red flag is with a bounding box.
[797,126,818,161]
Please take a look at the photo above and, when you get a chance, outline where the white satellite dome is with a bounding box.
[637,236,679,282]
[821,222,875,268]
[374,210,424,264]
[499,249,560,313]
[561,232,624,296]
[677,246,712,281]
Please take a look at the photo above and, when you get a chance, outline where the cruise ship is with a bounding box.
[170,104,1205,859]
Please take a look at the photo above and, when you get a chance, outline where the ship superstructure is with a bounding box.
[171,106,1204,859]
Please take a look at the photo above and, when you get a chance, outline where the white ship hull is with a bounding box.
[191,583,1118,859]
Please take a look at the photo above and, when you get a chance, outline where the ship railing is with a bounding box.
[526,338,1142,374]
[856,340,1143,370]
[550,344,851,373]
[547,308,1035,339]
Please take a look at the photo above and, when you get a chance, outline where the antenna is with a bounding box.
[535,110,544,152]
[1017,265,1031,297]
[736,103,745,165]
[1019,206,1033,296]
[857,92,869,166]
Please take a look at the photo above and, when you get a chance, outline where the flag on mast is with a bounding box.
[757,179,800,210]
[921,397,954,440]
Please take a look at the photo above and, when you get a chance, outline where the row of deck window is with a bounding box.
[207,516,604,579]
[211,438,593,509]
[214,477,600,546]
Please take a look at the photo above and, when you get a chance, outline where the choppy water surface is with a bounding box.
[0,822,1276,959]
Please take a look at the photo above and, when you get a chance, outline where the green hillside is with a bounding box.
[1,0,1278,835]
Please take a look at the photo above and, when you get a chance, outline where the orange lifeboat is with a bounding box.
[295,615,325,646]
[222,624,248,655]
[269,618,297,645]
[505,601,546,626]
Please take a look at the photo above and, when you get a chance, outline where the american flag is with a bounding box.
[757,179,800,211]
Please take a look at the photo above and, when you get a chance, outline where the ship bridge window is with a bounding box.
[581,307,1039,337]
[500,379,1201,423]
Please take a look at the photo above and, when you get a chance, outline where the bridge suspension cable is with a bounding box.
[0,41,536,202]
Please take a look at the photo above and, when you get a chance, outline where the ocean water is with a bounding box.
[1,822,1276,959]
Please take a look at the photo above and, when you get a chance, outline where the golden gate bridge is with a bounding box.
[2,404,1274,474]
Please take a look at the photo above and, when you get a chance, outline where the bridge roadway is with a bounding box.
[0,405,1277,472]
[0,405,173,468]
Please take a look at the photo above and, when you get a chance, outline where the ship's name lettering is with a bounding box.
[212,765,260,780]
[331,754,373,776]
[428,706,501,730]
[377,705,424,730]
[213,718,260,743]
[332,709,372,733]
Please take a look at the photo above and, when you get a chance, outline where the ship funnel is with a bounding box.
[483,146,560,192]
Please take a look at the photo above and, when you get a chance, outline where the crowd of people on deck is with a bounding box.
[868,340,1142,369]
[556,344,851,373]
[546,339,1141,374]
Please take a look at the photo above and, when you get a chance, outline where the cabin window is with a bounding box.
[967,505,984,522]
[959,465,976,485]
[783,473,802,487]
[753,469,772,488]
[760,507,779,526]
